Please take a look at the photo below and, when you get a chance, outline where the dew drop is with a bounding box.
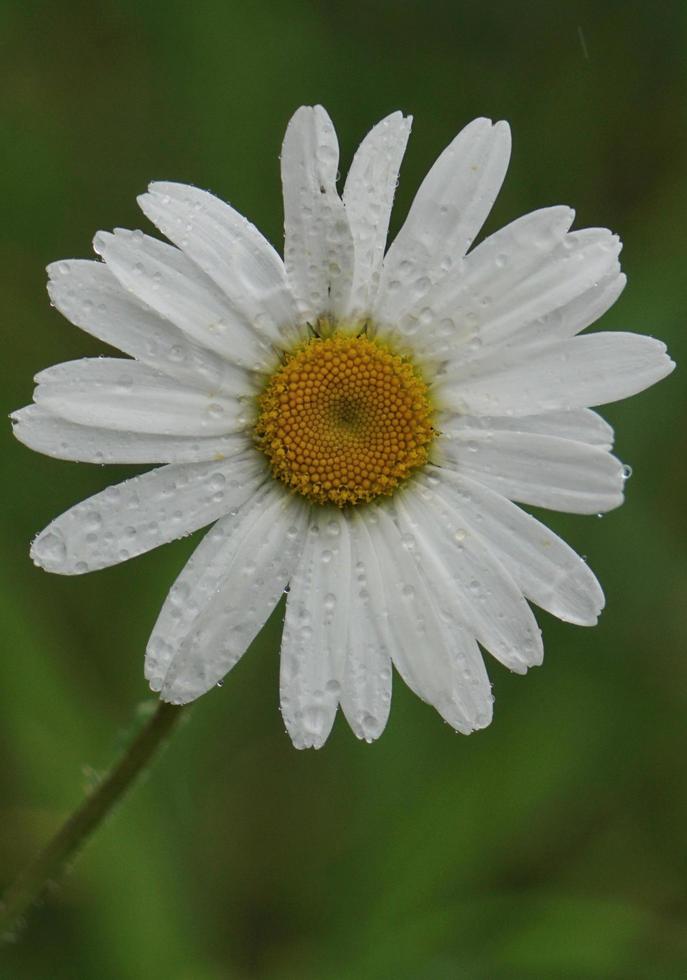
[208,473,226,492]
[85,511,102,532]
[168,345,185,362]
[362,712,377,736]
[303,705,327,736]
[33,531,66,565]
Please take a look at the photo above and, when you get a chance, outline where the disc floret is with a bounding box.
[255,331,435,506]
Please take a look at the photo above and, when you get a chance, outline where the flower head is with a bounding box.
[13,107,674,748]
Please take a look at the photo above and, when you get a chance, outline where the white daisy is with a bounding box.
[13,107,674,748]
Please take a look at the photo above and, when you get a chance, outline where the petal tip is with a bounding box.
[30,528,70,574]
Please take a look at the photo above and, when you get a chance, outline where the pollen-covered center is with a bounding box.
[255,333,435,506]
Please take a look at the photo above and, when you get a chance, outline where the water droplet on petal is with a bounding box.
[33,531,66,565]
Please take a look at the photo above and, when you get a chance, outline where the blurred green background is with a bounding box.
[1,1,686,977]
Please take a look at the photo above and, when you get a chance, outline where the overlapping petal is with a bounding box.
[439,409,614,450]
[397,487,543,674]
[281,105,354,323]
[94,229,279,372]
[425,468,604,625]
[378,205,574,349]
[434,331,674,416]
[12,404,246,464]
[375,117,511,322]
[31,454,265,574]
[340,511,394,742]
[46,259,248,394]
[342,111,412,317]
[138,182,301,347]
[280,510,351,749]
[367,504,493,731]
[436,428,625,514]
[33,358,248,436]
[154,487,309,703]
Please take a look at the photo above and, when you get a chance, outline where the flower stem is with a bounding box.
[0,700,185,942]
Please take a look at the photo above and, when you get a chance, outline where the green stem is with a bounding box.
[0,700,185,942]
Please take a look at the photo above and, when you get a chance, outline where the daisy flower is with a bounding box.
[13,107,674,748]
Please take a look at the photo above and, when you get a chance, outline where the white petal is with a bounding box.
[507,269,627,347]
[379,205,574,349]
[30,454,265,574]
[342,111,412,316]
[435,331,675,416]
[366,504,494,731]
[440,408,614,450]
[46,260,248,394]
[426,468,604,625]
[440,231,623,370]
[339,510,394,742]
[397,488,543,674]
[146,483,277,688]
[12,404,247,464]
[138,182,301,346]
[437,428,624,514]
[280,105,355,322]
[375,118,511,318]
[155,488,309,703]
[93,229,279,372]
[280,510,351,749]
[33,358,246,436]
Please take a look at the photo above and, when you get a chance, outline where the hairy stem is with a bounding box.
[0,700,185,941]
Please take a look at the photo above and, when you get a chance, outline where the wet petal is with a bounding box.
[31,455,265,574]
[436,428,625,514]
[367,504,494,730]
[375,117,511,320]
[343,111,412,316]
[427,468,604,626]
[156,488,309,702]
[46,259,247,393]
[12,403,246,464]
[33,358,246,436]
[280,510,351,749]
[281,105,354,322]
[139,182,301,347]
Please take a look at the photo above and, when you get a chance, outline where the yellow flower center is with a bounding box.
[255,331,435,506]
